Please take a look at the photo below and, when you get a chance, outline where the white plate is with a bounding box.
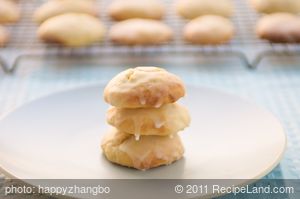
[0,85,286,197]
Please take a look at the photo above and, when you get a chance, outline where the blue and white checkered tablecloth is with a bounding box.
[0,54,299,181]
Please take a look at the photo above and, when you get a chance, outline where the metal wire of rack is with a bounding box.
[0,0,300,73]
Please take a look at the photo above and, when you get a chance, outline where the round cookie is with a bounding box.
[250,0,300,14]
[108,0,165,21]
[104,67,185,108]
[256,13,300,43]
[184,15,235,45]
[101,128,184,170]
[0,26,9,47]
[33,0,98,24]
[109,19,173,45]
[38,13,106,47]
[175,0,234,19]
[0,0,20,24]
[107,103,190,137]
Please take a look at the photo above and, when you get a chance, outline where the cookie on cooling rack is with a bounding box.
[109,19,173,45]
[104,67,185,108]
[0,26,9,46]
[101,128,184,170]
[38,13,106,47]
[107,103,190,136]
[184,15,235,45]
[250,0,300,14]
[0,0,20,24]
[256,13,300,43]
[108,0,165,21]
[175,0,234,19]
[33,0,98,24]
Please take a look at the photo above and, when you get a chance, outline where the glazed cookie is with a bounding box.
[107,103,190,138]
[184,15,235,45]
[175,0,234,19]
[109,19,173,45]
[108,0,165,21]
[38,13,106,47]
[250,0,300,14]
[33,0,98,24]
[0,26,9,46]
[0,0,20,24]
[101,129,184,170]
[256,13,300,43]
[104,67,185,108]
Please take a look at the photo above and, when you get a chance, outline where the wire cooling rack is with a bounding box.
[0,0,300,73]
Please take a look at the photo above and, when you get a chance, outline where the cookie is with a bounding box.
[250,0,300,14]
[175,0,234,19]
[107,103,190,137]
[109,19,173,45]
[101,128,184,170]
[108,0,165,21]
[184,15,235,45]
[38,13,106,47]
[256,13,300,43]
[33,0,98,24]
[0,0,20,24]
[104,67,185,108]
[0,26,9,46]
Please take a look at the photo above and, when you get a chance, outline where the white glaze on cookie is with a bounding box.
[106,103,191,136]
[102,129,184,170]
[104,67,185,108]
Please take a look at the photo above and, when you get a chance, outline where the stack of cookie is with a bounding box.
[101,67,191,170]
